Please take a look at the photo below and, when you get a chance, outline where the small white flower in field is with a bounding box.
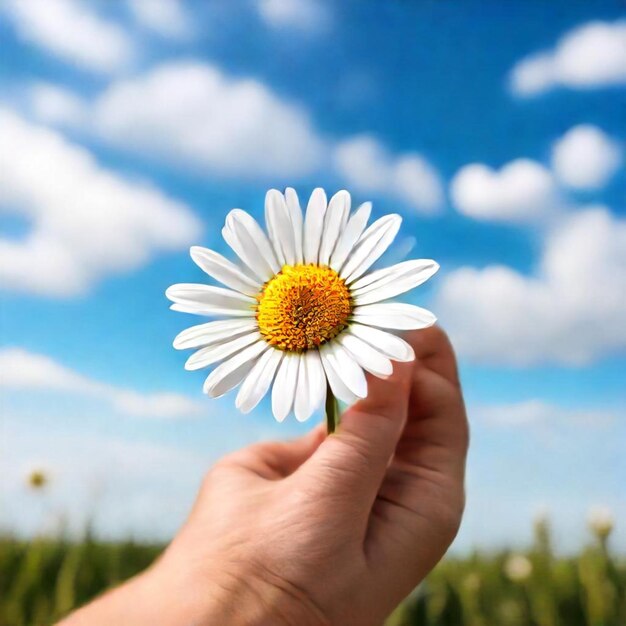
[504,554,532,582]
[587,506,614,538]
[167,188,438,425]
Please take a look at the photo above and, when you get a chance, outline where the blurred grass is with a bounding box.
[1,519,624,625]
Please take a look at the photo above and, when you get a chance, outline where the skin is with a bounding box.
[60,326,469,626]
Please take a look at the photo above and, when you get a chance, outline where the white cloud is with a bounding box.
[436,207,626,365]
[128,0,193,39]
[510,20,626,96]
[450,125,621,223]
[257,0,330,31]
[333,135,444,214]
[87,61,326,178]
[0,108,200,296]
[0,348,97,392]
[0,347,203,419]
[25,64,443,203]
[450,159,556,222]
[112,391,203,419]
[2,0,134,74]
[552,125,622,190]
[510,54,558,97]
[477,399,616,428]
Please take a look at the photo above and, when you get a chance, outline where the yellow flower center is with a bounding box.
[257,264,352,352]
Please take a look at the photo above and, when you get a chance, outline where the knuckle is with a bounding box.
[203,457,237,484]
[434,497,465,542]
[429,324,453,350]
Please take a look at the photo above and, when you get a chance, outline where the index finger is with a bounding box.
[367,327,469,577]
[399,326,469,472]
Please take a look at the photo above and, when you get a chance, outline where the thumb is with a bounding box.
[301,359,413,518]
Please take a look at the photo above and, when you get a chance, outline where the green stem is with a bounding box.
[325,384,340,435]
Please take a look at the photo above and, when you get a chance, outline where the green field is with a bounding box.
[1,519,624,626]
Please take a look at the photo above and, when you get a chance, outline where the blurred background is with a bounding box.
[0,0,624,624]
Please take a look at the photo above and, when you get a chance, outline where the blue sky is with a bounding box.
[0,0,625,552]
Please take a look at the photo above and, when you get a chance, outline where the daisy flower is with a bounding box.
[504,554,533,582]
[26,468,49,491]
[166,188,438,430]
[587,505,614,539]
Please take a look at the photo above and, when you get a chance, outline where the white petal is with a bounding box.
[339,196,351,230]
[352,259,439,305]
[266,189,296,266]
[285,187,304,264]
[232,210,280,273]
[306,350,326,419]
[174,319,258,350]
[190,246,260,296]
[166,283,256,310]
[322,342,367,399]
[236,348,283,414]
[319,346,359,406]
[348,323,415,362]
[222,223,268,282]
[303,188,327,264]
[293,355,309,423]
[294,350,326,422]
[318,190,350,266]
[350,258,437,292]
[271,353,300,422]
[338,333,393,379]
[352,303,437,330]
[185,331,262,371]
[169,303,254,317]
[203,341,269,397]
[224,209,280,280]
[341,214,402,284]
[330,202,371,272]
[265,191,285,266]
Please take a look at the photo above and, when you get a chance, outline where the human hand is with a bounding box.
[61,326,468,626]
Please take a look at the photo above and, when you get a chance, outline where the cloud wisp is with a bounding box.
[510,20,626,97]
[476,399,616,428]
[333,135,444,215]
[1,0,135,74]
[256,0,331,32]
[0,347,204,419]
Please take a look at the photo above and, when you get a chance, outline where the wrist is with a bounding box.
[57,563,213,626]
[154,546,330,626]
[60,548,329,626]
[205,568,330,626]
